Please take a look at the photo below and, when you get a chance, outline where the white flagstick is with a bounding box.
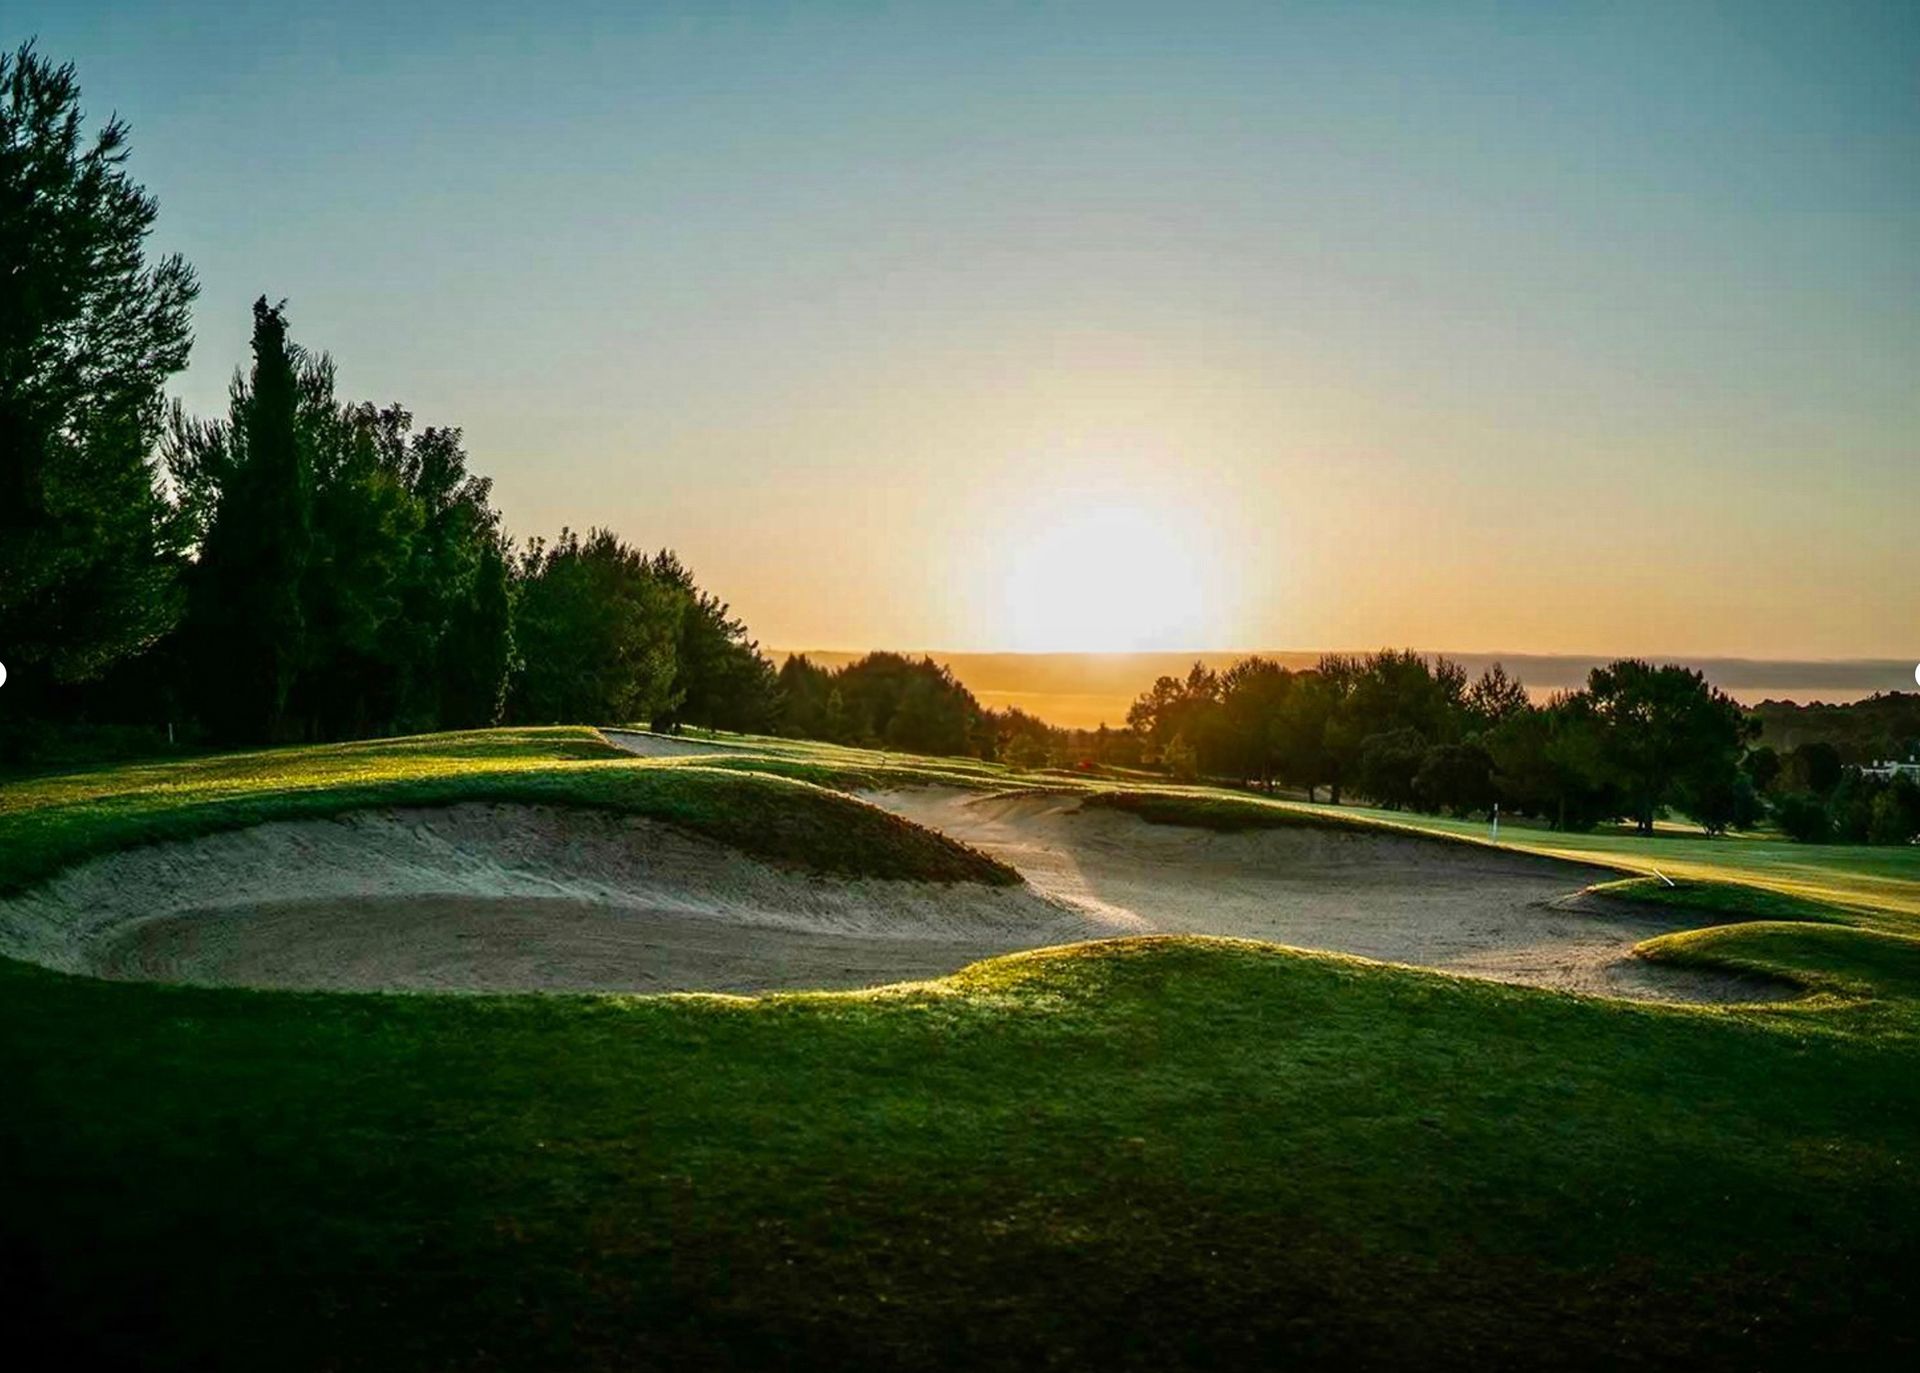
[1490,803,1499,844]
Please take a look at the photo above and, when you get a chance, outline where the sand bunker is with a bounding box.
[858,788,1788,1004]
[0,803,1104,994]
[0,776,1788,1002]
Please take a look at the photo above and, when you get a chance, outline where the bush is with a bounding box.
[1358,728,1426,810]
[1415,741,1496,816]
[1772,792,1831,844]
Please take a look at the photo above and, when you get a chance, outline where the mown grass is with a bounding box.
[1271,795,1920,926]
[3,728,1919,1368]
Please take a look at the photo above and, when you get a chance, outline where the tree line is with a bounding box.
[6,43,1912,849]
[1111,653,1919,844]
[1,45,772,759]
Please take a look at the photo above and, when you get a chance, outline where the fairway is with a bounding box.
[4,727,1919,1369]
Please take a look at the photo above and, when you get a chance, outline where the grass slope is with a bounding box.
[0,728,1015,889]
[3,728,1919,1369]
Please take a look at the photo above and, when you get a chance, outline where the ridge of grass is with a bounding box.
[1593,875,1858,926]
[0,734,1017,890]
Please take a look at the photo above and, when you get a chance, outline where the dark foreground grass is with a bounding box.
[3,730,1919,1369]
[4,941,1918,1370]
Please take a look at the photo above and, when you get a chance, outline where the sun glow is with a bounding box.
[994,504,1231,653]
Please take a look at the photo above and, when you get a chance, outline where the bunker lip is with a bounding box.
[0,785,1796,1004]
[856,787,1797,1005]
[0,803,1111,995]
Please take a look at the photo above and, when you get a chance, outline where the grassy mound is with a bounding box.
[4,935,1917,1369]
[0,728,1017,891]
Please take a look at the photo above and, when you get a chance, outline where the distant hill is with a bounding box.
[1749,692,1920,764]
[775,650,1915,731]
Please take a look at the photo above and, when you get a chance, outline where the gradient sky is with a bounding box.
[19,1,1918,656]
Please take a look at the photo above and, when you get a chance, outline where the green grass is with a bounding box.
[0,727,1015,889]
[1276,795,1920,927]
[4,727,1919,1368]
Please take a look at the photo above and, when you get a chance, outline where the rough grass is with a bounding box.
[3,728,1919,1369]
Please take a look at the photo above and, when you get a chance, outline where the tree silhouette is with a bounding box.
[0,44,197,702]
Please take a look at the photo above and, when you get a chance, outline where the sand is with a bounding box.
[0,803,1107,994]
[856,788,1788,1004]
[0,766,1791,1001]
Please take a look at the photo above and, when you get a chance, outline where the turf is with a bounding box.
[0,728,1016,889]
[3,728,1919,1369]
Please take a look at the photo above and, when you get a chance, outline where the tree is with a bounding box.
[1773,792,1831,844]
[649,551,778,733]
[1868,778,1920,846]
[1310,655,1365,803]
[1465,663,1530,728]
[776,654,833,738]
[168,321,516,740]
[508,529,682,726]
[1742,744,1782,795]
[183,299,311,741]
[1357,728,1426,809]
[1586,660,1748,834]
[0,44,198,702]
[1126,663,1223,772]
[1482,693,1616,831]
[1782,742,1844,797]
[1415,740,1497,816]
[833,653,985,756]
[1218,657,1295,790]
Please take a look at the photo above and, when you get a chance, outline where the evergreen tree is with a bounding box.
[508,529,682,725]
[186,299,311,741]
[0,44,197,704]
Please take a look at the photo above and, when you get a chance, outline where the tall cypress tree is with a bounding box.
[189,299,312,741]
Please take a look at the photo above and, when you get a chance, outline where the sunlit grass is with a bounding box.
[0,727,1014,890]
[4,727,1919,1366]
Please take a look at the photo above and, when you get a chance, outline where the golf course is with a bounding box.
[5,725,1917,1369]
[6,10,1916,1367]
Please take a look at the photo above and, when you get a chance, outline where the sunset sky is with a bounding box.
[24,1,1918,657]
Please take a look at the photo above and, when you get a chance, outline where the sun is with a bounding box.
[996,504,1228,652]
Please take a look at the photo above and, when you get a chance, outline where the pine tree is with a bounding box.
[188,299,312,740]
[0,44,198,705]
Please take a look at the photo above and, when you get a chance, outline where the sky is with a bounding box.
[18,1,1918,657]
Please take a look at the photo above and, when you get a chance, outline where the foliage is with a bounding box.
[0,44,197,700]
[1357,727,1426,810]
[647,551,779,733]
[1751,692,1920,766]
[1586,660,1750,834]
[781,652,990,758]
[509,529,683,727]
[169,302,517,742]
